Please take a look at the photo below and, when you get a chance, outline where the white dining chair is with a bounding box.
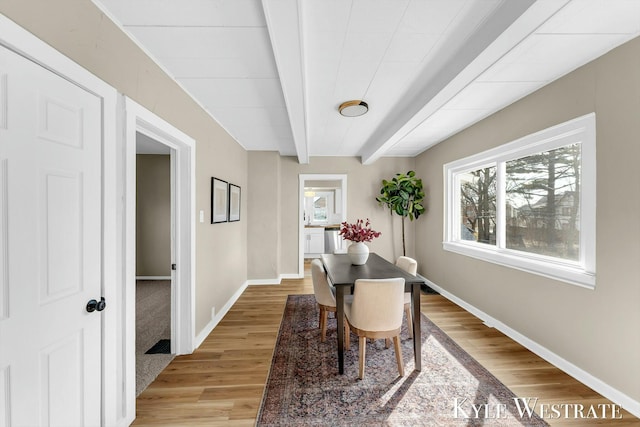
[311,259,337,342]
[395,256,418,338]
[343,277,405,379]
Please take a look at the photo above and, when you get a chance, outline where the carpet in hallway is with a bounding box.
[136,280,174,396]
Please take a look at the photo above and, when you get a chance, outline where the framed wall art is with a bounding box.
[211,177,228,223]
[229,184,241,222]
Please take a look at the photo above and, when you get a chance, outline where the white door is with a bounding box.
[0,45,102,426]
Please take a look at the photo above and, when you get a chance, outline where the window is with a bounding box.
[312,195,328,221]
[304,191,334,224]
[444,114,596,288]
[460,166,496,245]
[505,144,581,260]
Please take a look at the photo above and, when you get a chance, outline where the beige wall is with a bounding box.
[247,154,419,279]
[0,0,249,334]
[415,37,640,403]
[247,152,281,279]
[136,155,171,277]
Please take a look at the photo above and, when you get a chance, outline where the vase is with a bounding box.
[347,242,369,265]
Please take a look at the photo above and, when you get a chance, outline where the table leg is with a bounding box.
[412,282,422,371]
[336,286,345,375]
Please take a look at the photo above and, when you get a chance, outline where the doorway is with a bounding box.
[298,174,348,277]
[124,97,196,415]
[135,133,174,395]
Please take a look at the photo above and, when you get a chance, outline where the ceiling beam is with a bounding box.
[262,0,309,164]
[359,0,570,165]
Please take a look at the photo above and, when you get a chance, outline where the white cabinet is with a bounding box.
[304,227,325,255]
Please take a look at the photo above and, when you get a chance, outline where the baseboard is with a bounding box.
[135,276,171,280]
[424,277,640,419]
[246,273,303,286]
[246,278,281,285]
[194,280,248,349]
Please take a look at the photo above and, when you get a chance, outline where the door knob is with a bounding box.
[86,297,106,313]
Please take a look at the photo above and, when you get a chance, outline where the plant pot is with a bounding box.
[347,242,369,265]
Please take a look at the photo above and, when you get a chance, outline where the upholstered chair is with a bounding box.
[310,259,337,342]
[395,256,417,338]
[343,278,405,379]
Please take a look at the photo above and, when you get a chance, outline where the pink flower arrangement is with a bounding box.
[339,218,381,243]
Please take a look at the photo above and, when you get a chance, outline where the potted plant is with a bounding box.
[339,218,381,265]
[376,171,425,256]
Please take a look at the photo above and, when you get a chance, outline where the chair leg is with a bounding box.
[320,308,328,342]
[393,335,404,377]
[384,338,391,348]
[404,303,413,339]
[344,319,350,350]
[358,336,366,379]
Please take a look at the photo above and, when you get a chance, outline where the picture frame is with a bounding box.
[211,177,228,223]
[229,184,241,222]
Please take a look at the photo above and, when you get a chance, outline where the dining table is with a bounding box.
[321,252,425,374]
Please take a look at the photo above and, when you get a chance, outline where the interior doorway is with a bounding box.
[135,133,175,395]
[298,174,348,277]
[124,97,196,416]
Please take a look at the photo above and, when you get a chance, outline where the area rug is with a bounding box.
[257,294,548,426]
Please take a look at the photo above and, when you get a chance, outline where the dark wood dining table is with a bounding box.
[321,252,425,374]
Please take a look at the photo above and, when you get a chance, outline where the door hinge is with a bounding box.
[171,264,177,271]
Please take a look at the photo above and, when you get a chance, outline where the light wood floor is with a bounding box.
[133,271,639,426]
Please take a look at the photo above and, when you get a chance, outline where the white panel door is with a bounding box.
[0,45,102,426]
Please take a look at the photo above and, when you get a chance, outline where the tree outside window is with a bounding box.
[459,167,496,245]
[505,144,580,260]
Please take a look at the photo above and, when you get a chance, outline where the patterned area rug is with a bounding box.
[257,294,548,426]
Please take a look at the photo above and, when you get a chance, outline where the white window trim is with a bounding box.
[443,113,596,289]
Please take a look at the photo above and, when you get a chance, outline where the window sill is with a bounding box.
[443,241,595,289]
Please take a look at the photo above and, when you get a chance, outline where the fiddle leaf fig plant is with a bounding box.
[376,170,425,256]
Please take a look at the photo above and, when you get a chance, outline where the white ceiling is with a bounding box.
[93,0,640,164]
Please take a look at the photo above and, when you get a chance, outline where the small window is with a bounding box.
[304,191,334,224]
[444,114,596,288]
[313,196,328,221]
